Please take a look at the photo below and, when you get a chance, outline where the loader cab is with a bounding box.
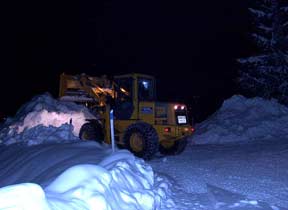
[113,73,156,120]
[114,73,156,102]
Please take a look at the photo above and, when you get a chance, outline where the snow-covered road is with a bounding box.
[151,139,288,209]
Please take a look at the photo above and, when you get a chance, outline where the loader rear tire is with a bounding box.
[159,138,188,155]
[79,122,104,143]
[123,122,159,160]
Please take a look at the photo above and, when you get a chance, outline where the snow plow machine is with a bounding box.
[59,73,194,159]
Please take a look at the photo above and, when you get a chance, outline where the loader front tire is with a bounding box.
[123,122,159,160]
[79,122,104,143]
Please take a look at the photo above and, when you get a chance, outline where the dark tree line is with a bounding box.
[238,0,288,104]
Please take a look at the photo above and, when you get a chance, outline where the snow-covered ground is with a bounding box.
[151,139,288,209]
[0,94,288,209]
[0,142,173,210]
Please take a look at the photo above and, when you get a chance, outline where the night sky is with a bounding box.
[2,0,254,121]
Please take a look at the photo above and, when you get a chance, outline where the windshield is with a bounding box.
[138,78,155,101]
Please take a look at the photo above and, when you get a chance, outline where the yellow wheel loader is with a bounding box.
[59,73,194,159]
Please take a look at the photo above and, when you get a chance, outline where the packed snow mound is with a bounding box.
[0,143,174,210]
[0,93,95,145]
[191,95,288,144]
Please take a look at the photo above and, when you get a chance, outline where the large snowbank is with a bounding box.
[0,93,95,145]
[191,95,288,144]
[0,142,174,210]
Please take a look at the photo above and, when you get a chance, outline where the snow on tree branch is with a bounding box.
[248,8,267,18]
[281,6,288,12]
[251,33,271,48]
[238,55,269,65]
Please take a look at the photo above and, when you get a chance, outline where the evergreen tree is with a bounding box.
[238,0,288,104]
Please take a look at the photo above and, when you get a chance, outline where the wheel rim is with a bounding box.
[81,131,89,140]
[130,132,144,152]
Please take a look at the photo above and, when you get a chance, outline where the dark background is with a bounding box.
[2,0,254,122]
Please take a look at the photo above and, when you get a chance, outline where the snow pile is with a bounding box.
[0,93,95,145]
[45,153,172,210]
[0,143,174,210]
[191,95,288,144]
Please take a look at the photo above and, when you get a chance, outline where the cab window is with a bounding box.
[115,77,133,102]
[138,78,155,101]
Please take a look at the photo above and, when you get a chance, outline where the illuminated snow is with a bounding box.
[0,146,173,210]
[0,93,96,145]
[11,109,88,136]
[0,183,50,210]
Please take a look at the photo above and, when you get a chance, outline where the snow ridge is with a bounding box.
[191,95,288,144]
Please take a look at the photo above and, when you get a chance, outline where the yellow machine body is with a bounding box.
[59,73,193,158]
